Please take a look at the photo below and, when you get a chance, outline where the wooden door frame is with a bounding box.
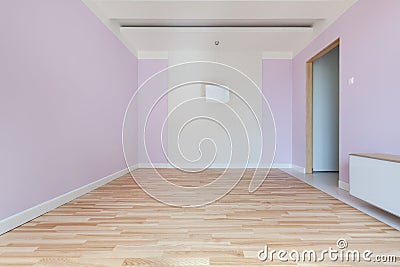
[306,38,340,174]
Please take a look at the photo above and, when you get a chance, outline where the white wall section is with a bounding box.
[166,52,270,169]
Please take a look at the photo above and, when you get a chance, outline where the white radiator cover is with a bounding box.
[349,155,400,217]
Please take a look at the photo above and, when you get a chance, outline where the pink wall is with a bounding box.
[136,59,293,165]
[292,0,400,182]
[137,59,293,166]
[137,59,169,164]
[0,0,138,220]
[263,60,292,165]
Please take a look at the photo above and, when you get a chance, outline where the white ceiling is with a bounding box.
[83,0,358,58]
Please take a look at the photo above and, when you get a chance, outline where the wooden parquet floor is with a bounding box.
[0,169,399,266]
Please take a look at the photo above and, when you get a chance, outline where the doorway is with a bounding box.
[306,39,340,173]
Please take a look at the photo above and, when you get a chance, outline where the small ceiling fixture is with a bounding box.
[214,40,220,46]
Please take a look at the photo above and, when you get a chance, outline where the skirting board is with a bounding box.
[292,164,306,173]
[136,163,292,169]
[0,163,290,235]
[0,165,138,235]
[339,180,350,191]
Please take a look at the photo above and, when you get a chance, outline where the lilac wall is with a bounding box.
[138,59,169,164]
[292,0,400,182]
[137,59,292,166]
[0,0,138,220]
[263,60,292,165]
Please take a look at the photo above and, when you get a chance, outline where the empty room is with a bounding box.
[1,0,399,266]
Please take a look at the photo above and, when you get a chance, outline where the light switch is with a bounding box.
[348,77,355,85]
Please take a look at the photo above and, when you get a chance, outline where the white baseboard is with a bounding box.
[137,163,172,168]
[292,164,306,173]
[0,165,138,235]
[273,164,292,169]
[0,162,291,235]
[136,163,292,169]
[338,180,350,191]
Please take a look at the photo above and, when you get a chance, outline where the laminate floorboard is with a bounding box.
[0,169,399,266]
